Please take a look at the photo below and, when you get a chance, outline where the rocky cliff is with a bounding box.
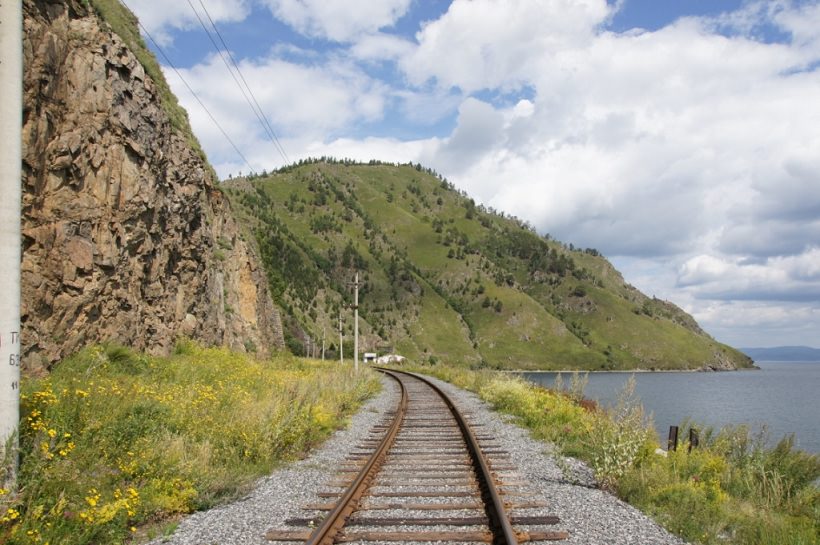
[21,0,284,371]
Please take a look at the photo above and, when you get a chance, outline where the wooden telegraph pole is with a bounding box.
[353,272,359,372]
[0,0,23,488]
[338,309,343,365]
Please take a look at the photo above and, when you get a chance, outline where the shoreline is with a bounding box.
[501,366,760,374]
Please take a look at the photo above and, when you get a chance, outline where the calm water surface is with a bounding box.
[522,361,820,453]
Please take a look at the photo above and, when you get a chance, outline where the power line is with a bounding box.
[119,0,257,176]
[192,0,290,164]
[186,0,288,163]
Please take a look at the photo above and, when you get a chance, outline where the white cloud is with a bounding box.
[126,0,250,45]
[260,0,412,42]
[393,89,464,127]
[718,219,820,258]
[402,0,613,92]
[717,0,820,56]
[397,3,820,263]
[215,135,432,180]
[298,136,432,165]
[678,255,735,287]
[776,2,820,51]
[690,300,820,347]
[612,253,820,347]
[430,98,505,171]
[677,249,820,302]
[163,51,389,171]
[350,33,414,62]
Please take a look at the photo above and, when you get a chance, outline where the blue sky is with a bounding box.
[127,0,820,349]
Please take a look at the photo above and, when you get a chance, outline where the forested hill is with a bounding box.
[224,160,753,371]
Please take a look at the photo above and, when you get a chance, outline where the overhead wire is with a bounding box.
[185,0,289,164]
[193,0,290,164]
[118,0,257,176]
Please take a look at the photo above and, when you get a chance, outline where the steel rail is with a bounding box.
[389,369,519,545]
[303,370,407,545]
[303,369,520,545]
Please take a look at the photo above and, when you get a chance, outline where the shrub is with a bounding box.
[586,377,655,489]
[572,286,586,297]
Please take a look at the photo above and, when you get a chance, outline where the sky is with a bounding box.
[124,0,820,349]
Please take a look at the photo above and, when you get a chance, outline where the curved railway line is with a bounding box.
[266,369,569,544]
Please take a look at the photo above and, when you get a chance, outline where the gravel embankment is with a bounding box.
[149,373,687,545]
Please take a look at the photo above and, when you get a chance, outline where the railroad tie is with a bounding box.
[266,370,568,544]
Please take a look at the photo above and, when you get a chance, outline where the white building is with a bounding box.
[376,354,406,365]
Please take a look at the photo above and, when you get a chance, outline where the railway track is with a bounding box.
[266,369,569,544]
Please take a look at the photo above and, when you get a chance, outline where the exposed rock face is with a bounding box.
[21,0,284,371]
[701,349,753,371]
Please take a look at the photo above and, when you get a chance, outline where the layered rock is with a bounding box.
[21,0,283,371]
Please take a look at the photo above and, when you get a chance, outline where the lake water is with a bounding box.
[522,361,820,453]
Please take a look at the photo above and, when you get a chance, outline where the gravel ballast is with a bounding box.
[150,372,687,545]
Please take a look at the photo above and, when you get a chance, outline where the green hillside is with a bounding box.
[223,159,752,371]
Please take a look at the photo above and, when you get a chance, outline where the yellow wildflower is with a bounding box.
[85,489,100,507]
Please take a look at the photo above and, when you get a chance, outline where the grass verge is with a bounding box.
[402,364,819,545]
[1,343,379,544]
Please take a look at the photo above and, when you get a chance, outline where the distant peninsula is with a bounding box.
[741,346,820,362]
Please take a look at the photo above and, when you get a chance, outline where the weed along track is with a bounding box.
[266,370,569,544]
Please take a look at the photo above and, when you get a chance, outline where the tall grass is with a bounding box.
[405,364,820,545]
[0,343,379,544]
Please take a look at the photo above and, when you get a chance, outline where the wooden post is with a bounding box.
[667,426,679,452]
[353,272,359,373]
[688,428,699,452]
[338,310,343,365]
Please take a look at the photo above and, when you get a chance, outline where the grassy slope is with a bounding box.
[225,161,753,371]
[3,344,379,544]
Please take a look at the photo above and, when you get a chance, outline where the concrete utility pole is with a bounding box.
[0,0,23,488]
[353,272,359,373]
